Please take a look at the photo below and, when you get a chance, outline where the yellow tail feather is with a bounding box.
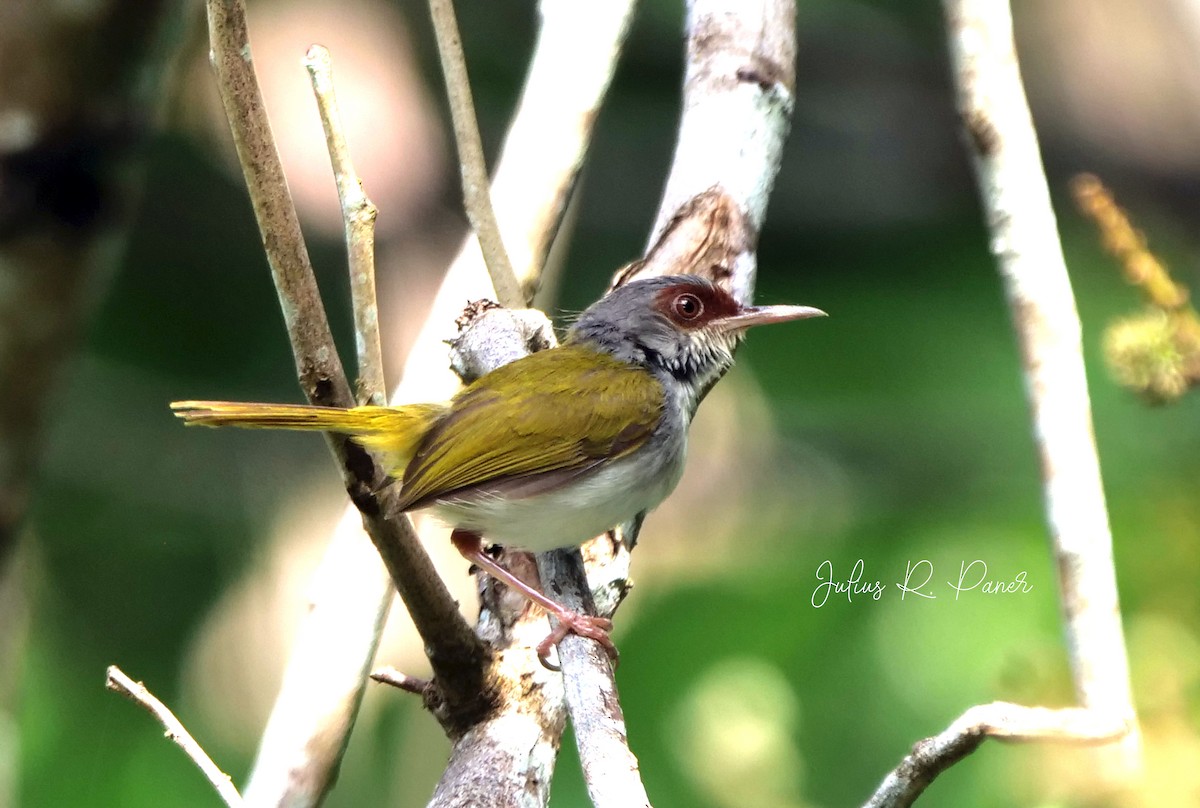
[170,400,446,475]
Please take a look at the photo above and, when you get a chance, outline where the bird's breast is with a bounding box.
[431,412,688,553]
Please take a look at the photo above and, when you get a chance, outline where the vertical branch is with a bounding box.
[536,549,649,808]
[543,0,797,801]
[419,2,639,805]
[428,0,524,307]
[865,7,1142,797]
[242,45,394,808]
[944,0,1138,755]
[305,44,386,406]
[868,7,1142,804]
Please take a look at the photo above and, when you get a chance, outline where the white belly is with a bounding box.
[430,439,686,552]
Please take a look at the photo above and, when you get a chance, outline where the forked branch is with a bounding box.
[240,42,399,805]
[205,0,489,743]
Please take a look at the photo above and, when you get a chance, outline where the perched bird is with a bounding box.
[173,275,824,662]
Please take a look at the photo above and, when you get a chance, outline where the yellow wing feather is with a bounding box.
[173,345,663,508]
[395,345,664,510]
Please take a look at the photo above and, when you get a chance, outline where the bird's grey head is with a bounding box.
[567,275,825,410]
[567,275,740,390]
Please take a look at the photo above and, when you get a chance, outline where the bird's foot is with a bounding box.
[448,530,620,670]
[537,611,617,671]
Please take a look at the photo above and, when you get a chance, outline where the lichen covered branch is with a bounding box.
[945,0,1138,744]
[549,0,797,800]
[419,3,639,804]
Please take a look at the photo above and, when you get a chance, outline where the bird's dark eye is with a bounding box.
[673,293,703,320]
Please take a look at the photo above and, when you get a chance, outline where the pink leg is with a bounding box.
[451,530,617,667]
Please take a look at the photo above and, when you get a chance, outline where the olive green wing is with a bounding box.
[395,346,664,511]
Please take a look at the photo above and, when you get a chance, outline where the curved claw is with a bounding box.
[537,610,618,671]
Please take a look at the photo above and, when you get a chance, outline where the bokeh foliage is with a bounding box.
[14,1,1200,806]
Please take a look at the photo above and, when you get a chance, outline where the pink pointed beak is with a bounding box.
[714,303,828,332]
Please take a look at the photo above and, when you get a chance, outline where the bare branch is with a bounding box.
[428,0,524,308]
[370,666,432,696]
[945,0,1138,748]
[205,0,352,411]
[400,0,638,404]
[304,43,386,406]
[536,548,648,808]
[240,48,395,808]
[105,666,244,808]
[622,0,796,304]
[240,520,394,807]
[537,0,796,801]
[865,703,1130,808]
[860,2,1151,801]
[204,0,491,775]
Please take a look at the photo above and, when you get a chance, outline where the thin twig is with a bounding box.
[305,43,386,406]
[864,703,1129,808]
[240,44,396,807]
[428,0,524,308]
[205,0,351,410]
[370,666,432,696]
[399,0,638,405]
[105,666,244,808]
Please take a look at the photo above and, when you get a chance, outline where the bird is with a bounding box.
[172,275,825,663]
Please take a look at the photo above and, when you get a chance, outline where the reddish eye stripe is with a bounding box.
[652,281,741,328]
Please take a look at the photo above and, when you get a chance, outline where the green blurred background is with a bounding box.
[9,0,1200,806]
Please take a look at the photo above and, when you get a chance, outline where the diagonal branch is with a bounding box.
[204,0,489,743]
[305,43,387,407]
[428,0,524,307]
[106,666,244,808]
